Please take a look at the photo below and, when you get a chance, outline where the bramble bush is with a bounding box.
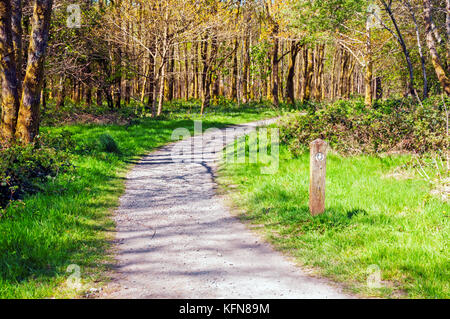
[279,97,448,156]
[0,135,74,209]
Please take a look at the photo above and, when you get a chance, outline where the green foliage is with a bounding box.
[250,41,271,80]
[279,97,448,156]
[0,139,73,209]
[286,0,367,36]
[96,134,120,154]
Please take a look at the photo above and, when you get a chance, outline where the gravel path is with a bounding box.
[103,119,351,299]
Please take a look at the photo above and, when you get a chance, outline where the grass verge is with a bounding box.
[218,144,449,299]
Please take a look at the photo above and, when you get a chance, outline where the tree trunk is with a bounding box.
[302,46,314,102]
[286,41,300,105]
[381,0,415,95]
[339,48,349,98]
[167,45,175,101]
[231,38,238,101]
[114,47,122,108]
[270,23,279,107]
[330,47,338,101]
[242,30,250,104]
[157,62,166,116]
[364,25,373,106]
[201,31,218,115]
[406,0,428,99]
[314,44,325,101]
[446,0,450,74]
[0,0,20,142]
[423,0,450,95]
[56,77,65,109]
[11,0,22,90]
[184,42,189,100]
[41,79,47,111]
[104,87,113,109]
[345,59,356,99]
[193,42,199,99]
[375,77,383,100]
[147,42,156,109]
[96,87,102,106]
[16,0,53,144]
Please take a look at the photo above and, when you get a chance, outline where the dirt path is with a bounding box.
[102,119,351,299]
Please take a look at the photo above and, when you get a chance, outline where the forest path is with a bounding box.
[102,118,351,298]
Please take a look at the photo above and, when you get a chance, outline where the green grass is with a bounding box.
[0,102,279,298]
[218,144,449,299]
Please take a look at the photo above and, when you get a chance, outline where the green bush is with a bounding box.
[279,97,448,156]
[0,139,73,208]
[37,130,77,152]
[96,133,120,154]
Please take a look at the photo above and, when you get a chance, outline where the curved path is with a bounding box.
[103,119,351,299]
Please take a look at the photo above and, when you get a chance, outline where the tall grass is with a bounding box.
[218,146,449,298]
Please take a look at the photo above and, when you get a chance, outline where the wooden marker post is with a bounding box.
[309,139,327,215]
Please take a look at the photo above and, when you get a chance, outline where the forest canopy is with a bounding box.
[0,0,449,144]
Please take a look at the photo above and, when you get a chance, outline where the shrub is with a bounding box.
[96,133,120,154]
[37,130,77,152]
[279,97,448,156]
[0,139,73,208]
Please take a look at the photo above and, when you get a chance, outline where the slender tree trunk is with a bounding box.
[104,87,113,109]
[381,0,415,95]
[314,44,325,101]
[200,35,208,114]
[231,38,238,101]
[345,59,356,99]
[331,47,338,101]
[85,84,92,106]
[364,24,373,106]
[184,42,189,100]
[141,64,149,103]
[201,30,218,115]
[113,47,122,108]
[270,23,279,107]
[339,48,349,98]
[375,77,383,100]
[405,0,428,98]
[286,41,300,105]
[147,43,156,109]
[124,23,131,105]
[16,0,53,144]
[242,28,250,103]
[56,77,65,109]
[423,0,450,95]
[302,46,314,102]
[193,42,199,99]
[157,64,166,116]
[157,18,169,116]
[446,0,450,74]
[41,79,47,111]
[96,87,102,106]
[167,45,175,101]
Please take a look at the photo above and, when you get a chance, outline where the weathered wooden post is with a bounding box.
[309,139,327,215]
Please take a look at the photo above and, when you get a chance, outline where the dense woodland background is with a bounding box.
[0,0,449,145]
